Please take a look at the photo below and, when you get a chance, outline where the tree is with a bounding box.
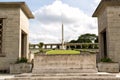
[38,42,44,53]
[69,40,77,43]
[69,33,98,43]
[95,36,98,43]
[38,42,44,49]
[77,33,97,43]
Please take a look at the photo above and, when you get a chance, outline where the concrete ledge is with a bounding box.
[5,73,120,80]
[10,63,32,74]
[32,54,97,73]
[98,62,119,73]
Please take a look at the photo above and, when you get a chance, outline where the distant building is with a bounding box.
[0,2,34,71]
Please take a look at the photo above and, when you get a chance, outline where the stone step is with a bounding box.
[5,73,120,80]
[15,73,116,77]
[32,68,98,74]
[5,76,120,80]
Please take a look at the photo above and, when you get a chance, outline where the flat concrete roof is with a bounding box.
[0,2,34,19]
[93,0,120,17]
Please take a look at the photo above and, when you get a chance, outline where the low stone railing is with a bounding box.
[30,43,99,49]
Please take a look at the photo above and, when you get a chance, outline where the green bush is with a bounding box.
[94,44,99,49]
[16,58,28,63]
[101,57,112,62]
[88,44,93,49]
[39,49,45,53]
[82,44,87,49]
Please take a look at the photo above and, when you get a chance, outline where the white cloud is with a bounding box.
[94,0,101,4]
[29,0,98,44]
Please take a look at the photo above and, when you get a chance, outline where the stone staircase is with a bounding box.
[5,73,120,80]
[5,54,120,80]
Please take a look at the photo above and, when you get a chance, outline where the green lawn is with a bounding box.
[46,50,80,55]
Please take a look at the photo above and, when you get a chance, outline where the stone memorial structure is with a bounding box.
[2,0,120,80]
[93,0,120,64]
[0,2,34,71]
[32,54,97,74]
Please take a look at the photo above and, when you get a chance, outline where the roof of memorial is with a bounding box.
[0,2,34,18]
[93,0,120,17]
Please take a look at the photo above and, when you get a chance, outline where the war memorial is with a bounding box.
[0,0,120,80]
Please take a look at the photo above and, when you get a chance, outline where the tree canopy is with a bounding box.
[38,42,44,49]
[69,33,98,43]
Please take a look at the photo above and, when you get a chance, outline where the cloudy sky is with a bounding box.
[2,0,101,44]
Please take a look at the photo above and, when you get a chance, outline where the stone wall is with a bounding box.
[106,6,120,63]
[93,0,120,69]
[19,9,29,59]
[98,6,120,63]
[0,3,32,71]
[32,54,97,73]
[98,8,108,59]
[0,7,20,70]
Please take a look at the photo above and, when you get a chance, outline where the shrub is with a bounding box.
[94,44,99,49]
[88,44,93,49]
[101,57,112,62]
[16,58,28,63]
[39,49,44,53]
[82,44,90,49]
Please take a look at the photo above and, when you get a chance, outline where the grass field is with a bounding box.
[46,50,80,55]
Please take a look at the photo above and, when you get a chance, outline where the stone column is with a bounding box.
[50,45,52,49]
[44,45,47,49]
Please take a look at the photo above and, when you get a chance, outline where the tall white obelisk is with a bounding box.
[59,0,65,49]
[61,23,64,49]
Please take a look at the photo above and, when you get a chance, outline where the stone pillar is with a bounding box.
[44,45,47,49]
[68,46,71,49]
[75,45,77,49]
[92,44,95,49]
[81,45,82,49]
[50,45,52,49]
[33,45,35,49]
